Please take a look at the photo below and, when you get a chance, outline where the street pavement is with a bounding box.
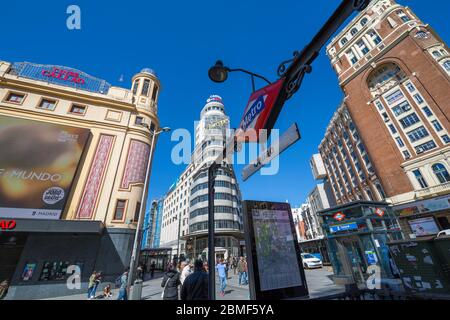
[43,267,344,300]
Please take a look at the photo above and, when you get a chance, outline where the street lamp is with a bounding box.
[208,60,272,92]
[128,126,171,290]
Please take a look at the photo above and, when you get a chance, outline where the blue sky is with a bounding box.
[1,0,449,209]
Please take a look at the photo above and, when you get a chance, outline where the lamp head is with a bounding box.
[208,60,229,83]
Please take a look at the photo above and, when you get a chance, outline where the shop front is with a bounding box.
[319,201,404,289]
[394,194,450,239]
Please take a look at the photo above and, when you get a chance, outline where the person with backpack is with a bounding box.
[161,263,181,300]
[180,259,209,300]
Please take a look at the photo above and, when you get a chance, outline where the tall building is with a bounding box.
[322,0,450,237]
[141,198,164,249]
[0,61,162,299]
[306,182,337,239]
[160,96,244,260]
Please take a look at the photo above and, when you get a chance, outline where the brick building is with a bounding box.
[321,0,450,238]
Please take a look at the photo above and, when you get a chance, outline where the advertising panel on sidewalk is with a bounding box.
[0,115,90,220]
[243,200,308,300]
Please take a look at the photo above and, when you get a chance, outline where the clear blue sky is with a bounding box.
[1,1,449,209]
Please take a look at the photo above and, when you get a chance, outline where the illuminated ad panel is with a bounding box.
[0,115,90,220]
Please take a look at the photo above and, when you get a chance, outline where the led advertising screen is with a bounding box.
[243,201,308,300]
[0,115,90,220]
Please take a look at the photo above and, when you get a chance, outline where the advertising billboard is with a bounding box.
[243,201,308,300]
[0,115,90,220]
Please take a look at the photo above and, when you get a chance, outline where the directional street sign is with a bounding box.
[242,123,301,181]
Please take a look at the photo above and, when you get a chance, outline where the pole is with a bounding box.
[208,162,220,300]
[128,130,158,289]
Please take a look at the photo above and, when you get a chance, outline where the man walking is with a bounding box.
[180,259,208,300]
[117,267,129,300]
[216,259,227,297]
[87,271,97,299]
[237,257,245,285]
[150,261,156,279]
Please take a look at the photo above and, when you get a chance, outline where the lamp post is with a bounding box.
[128,126,171,290]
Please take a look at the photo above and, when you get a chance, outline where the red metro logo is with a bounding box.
[333,212,346,222]
[0,220,16,230]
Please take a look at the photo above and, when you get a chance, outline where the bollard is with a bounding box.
[130,279,143,300]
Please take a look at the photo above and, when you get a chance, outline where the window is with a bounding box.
[141,79,150,96]
[132,80,139,95]
[368,63,406,93]
[415,141,437,154]
[341,37,348,46]
[396,10,411,23]
[376,184,386,199]
[442,135,450,144]
[357,40,369,55]
[432,164,450,184]
[399,113,420,129]
[388,124,397,134]
[347,50,358,65]
[114,200,126,221]
[361,18,369,26]
[444,61,450,71]
[6,92,25,104]
[405,82,415,92]
[135,116,144,125]
[368,30,382,45]
[134,202,141,222]
[151,84,159,102]
[392,101,411,116]
[382,112,390,122]
[415,31,429,39]
[69,104,86,115]
[432,120,443,132]
[413,94,424,104]
[375,101,384,111]
[413,169,428,188]
[351,28,358,36]
[407,126,429,143]
[38,99,56,110]
[422,106,433,117]
[396,137,405,148]
[432,50,442,58]
[403,150,411,159]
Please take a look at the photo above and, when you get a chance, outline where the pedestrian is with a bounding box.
[150,261,156,279]
[180,261,192,285]
[87,271,97,299]
[103,284,113,298]
[216,259,227,297]
[0,280,9,300]
[180,259,209,300]
[237,257,245,285]
[203,261,209,273]
[137,264,143,280]
[243,258,249,285]
[232,256,237,275]
[117,267,129,300]
[92,271,102,298]
[161,263,181,300]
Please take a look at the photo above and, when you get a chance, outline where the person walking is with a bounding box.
[180,261,192,286]
[232,256,237,275]
[161,263,181,300]
[87,271,97,299]
[243,258,249,285]
[0,280,9,300]
[216,259,227,297]
[180,259,209,300]
[117,267,129,300]
[237,257,245,285]
[91,271,102,299]
[150,261,156,279]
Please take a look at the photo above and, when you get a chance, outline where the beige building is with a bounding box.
[0,60,162,299]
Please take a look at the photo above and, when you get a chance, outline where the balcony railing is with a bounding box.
[415,181,450,199]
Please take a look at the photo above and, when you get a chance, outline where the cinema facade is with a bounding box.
[0,60,161,299]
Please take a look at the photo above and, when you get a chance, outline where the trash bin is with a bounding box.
[131,279,143,300]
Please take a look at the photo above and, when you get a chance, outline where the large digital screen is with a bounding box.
[408,217,440,237]
[243,201,308,300]
[0,115,90,220]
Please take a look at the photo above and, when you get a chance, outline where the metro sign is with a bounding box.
[0,220,16,230]
[237,79,285,142]
[375,208,385,217]
[333,212,346,222]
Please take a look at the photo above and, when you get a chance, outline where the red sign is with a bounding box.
[375,208,385,217]
[333,212,346,222]
[236,79,285,142]
[42,67,85,84]
[0,220,16,230]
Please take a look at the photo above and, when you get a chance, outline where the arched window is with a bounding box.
[432,50,442,58]
[341,37,348,46]
[443,60,450,72]
[367,63,406,96]
[432,163,450,184]
[361,18,368,26]
[351,28,358,36]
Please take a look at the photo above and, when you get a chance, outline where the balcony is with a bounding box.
[415,181,450,199]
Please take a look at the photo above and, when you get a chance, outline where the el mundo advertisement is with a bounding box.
[0,115,90,220]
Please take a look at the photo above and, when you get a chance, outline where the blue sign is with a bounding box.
[330,222,358,234]
[242,95,266,131]
[10,62,111,95]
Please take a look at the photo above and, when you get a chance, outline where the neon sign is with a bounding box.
[42,67,85,84]
[0,220,16,230]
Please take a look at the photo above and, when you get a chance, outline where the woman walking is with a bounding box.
[161,263,181,300]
